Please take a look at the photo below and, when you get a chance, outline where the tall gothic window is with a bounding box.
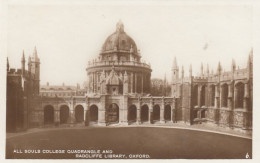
[221,84,228,107]
[235,82,244,108]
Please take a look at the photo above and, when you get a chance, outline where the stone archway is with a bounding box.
[107,103,119,123]
[90,105,98,122]
[75,105,84,123]
[153,105,160,121]
[44,105,54,125]
[164,105,171,121]
[60,105,69,124]
[141,105,149,122]
[128,105,137,122]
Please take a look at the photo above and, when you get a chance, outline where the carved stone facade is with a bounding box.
[172,51,253,130]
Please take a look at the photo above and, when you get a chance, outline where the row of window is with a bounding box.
[193,82,246,108]
[41,92,85,97]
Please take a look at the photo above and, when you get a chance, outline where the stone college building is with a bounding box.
[6,21,253,132]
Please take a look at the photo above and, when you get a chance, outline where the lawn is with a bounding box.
[6,127,252,159]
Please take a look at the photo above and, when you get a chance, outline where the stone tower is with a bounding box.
[171,57,179,97]
[30,46,40,95]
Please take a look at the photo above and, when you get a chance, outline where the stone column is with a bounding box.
[243,83,249,110]
[141,73,144,94]
[135,73,137,93]
[160,99,165,123]
[228,83,233,110]
[215,85,220,108]
[149,98,153,124]
[198,86,201,107]
[85,98,90,126]
[131,72,134,93]
[214,85,220,124]
[171,98,176,123]
[234,86,238,109]
[120,96,128,125]
[98,96,106,126]
[54,105,60,125]
[137,99,141,124]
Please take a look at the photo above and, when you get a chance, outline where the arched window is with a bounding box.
[200,85,206,106]
[210,85,215,107]
[235,82,244,108]
[193,85,198,106]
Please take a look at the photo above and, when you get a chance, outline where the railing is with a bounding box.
[87,60,151,69]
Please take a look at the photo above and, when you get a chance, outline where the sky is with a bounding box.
[7,1,253,86]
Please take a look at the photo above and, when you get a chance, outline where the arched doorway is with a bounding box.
[44,105,54,125]
[60,105,69,124]
[128,105,137,122]
[235,82,244,108]
[90,105,98,122]
[107,103,119,123]
[164,105,171,121]
[75,105,84,123]
[141,105,149,122]
[153,105,160,121]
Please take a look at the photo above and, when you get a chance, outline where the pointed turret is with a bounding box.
[200,63,204,76]
[206,63,209,76]
[21,50,26,75]
[173,56,178,69]
[7,57,9,72]
[181,65,184,78]
[172,57,179,83]
[189,64,192,77]
[247,49,253,78]
[247,50,253,69]
[32,46,40,62]
[217,61,222,74]
[232,59,236,72]
[28,56,31,72]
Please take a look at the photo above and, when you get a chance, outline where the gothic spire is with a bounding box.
[173,56,178,69]
[22,50,25,62]
[232,58,236,71]
[33,46,38,59]
[206,63,209,75]
[201,63,204,76]
[217,61,222,73]
[7,57,9,71]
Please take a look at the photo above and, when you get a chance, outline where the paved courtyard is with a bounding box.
[6,126,252,159]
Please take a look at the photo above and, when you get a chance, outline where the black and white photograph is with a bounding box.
[1,0,259,161]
